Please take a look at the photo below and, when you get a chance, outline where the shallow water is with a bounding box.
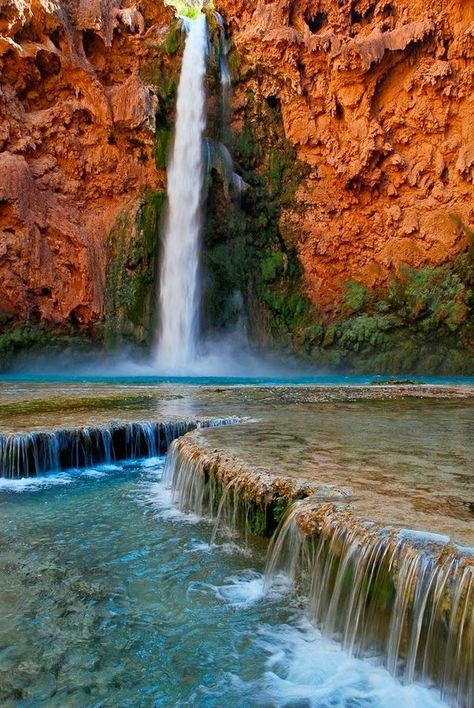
[0,459,447,706]
[195,398,474,546]
[1,373,474,386]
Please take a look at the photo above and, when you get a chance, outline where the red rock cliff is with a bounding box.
[0,0,172,326]
[0,0,472,334]
[220,0,473,312]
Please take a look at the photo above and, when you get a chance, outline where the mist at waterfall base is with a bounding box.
[4,329,322,380]
[1,14,321,382]
[153,13,268,378]
[2,13,474,386]
[154,14,207,371]
[5,322,474,383]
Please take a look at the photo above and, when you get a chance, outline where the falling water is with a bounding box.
[265,498,474,708]
[155,14,208,370]
[0,417,239,479]
[214,11,231,131]
[162,443,474,706]
[212,12,246,204]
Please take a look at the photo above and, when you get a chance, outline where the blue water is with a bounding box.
[0,459,447,706]
[1,373,473,386]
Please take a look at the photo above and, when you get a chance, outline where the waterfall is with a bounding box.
[162,443,473,706]
[265,498,474,708]
[214,11,231,132]
[0,417,240,478]
[155,14,208,370]
[162,435,279,541]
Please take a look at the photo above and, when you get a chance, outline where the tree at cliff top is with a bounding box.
[164,0,213,20]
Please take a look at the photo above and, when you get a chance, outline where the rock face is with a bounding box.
[220,0,474,311]
[0,0,171,326]
[0,0,472,369]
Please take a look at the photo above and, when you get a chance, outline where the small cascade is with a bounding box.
[265,498,474,707]
[204,139,246,203]
[210,12,247,205]
[0,417,239,479]
[162,442,473,705]
[155,13,208,370]
[162,435,287,540]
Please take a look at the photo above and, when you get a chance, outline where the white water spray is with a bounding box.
[155,14,208,370]
[214,11,231,128]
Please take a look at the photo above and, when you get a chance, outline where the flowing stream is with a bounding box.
[155,15,208,370]
[163,431,473,708]
[0,458,447,706]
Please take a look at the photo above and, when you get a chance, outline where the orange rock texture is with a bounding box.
[0,0,472,327]
[220,0,474,312]
[0,0,172,325]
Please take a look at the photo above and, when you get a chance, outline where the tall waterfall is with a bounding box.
[155,14,208,371]
[215,11,231,131]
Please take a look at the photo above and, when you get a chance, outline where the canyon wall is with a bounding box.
[0,0,472,371]
[0,0,173,337]
[222,0,473,309]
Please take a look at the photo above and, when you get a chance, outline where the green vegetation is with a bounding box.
[261,251,285,283]
[164,0,211,20]
[0,394,155,417]
[141,21,183,174]
[154,126,172,170]
[308,253,473,374]
[103,190,165,348]
[101,17,186,349]
[343,280,370,315]
[161,21,184,55]
[0,322,94,372]
[5,17,470,375]
[272,495,293,524]
[200,38,473,374]
[247,504,268,536]
[202,86,315,342]
[0,323,53,361]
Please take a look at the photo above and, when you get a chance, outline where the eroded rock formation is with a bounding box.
[0,0,472,370]
[223,0,473,310]
[0,0,172,326]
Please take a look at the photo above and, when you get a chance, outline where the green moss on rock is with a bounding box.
[306,256,473,375]
[248,504,268,536]
[104,190,165,348]
[343,280,370,315]
[272,495,293,524]
[260,251,285,283]
[161,20,184,55]
[0,322,95,372]
[202,82,315,346]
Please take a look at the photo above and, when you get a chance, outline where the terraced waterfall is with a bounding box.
[163,433,474,707]
[0,2,471,704]
[0,418,239,479]
[0,388,472,705]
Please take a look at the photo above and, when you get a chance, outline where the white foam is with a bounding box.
[97,464,123,472]
[216,570,264,608]
[247,617,446,707]
[0,473,73,492]
[214,570,291,608]
[185,540,213,554]
[79,469,107,479]
[214,541,253,558]
[144,482,204,525]
[0,460,133,492]
[141,457,165,470]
